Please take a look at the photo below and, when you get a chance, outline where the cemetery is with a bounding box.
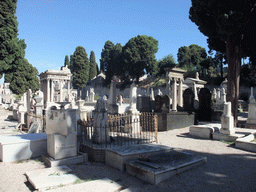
[0,66,256,191]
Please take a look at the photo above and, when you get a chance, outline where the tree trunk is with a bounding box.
[226,35,242,126]
[220,55,223,78]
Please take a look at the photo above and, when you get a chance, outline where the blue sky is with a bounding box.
[1,0,210,83]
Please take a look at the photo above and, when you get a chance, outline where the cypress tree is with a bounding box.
[0,0,19,79]
[89,51,97,80]
[64,55,70,68]
[71,46,89,89]
[0,0,40,95]
[9,58,40,95]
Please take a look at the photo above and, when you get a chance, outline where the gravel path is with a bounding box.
[0,107,256,192]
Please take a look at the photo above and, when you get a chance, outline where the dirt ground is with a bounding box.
[0,107,256,192]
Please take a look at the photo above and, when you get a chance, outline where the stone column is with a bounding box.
[128,82,140,134]
[217,88,221,101]
[212,88,217,100]
[67,80,71,102]
[220,88,226,103]
[172,77,177,111]
[178,79,183,107]
[51,80,54,102]
[118,94,123,106]
[150,88,155,101]
[59,80,63,102]
[108,80,118,114]
[92,98,110,144]
[34,96,44,132]
[47,79,50,102]
[166,77,170,97]
[193,82,198,101]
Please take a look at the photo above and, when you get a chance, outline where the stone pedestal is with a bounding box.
[128,82,141,134]
[18,104,26,124]
[46,109,77,160]
[220,102,235,135]
[108,81,118,114]
[47,133,77,160]
[92,98,110,144]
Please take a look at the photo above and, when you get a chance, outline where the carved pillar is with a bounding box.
[178,78,183,107]
[51,80,54,102]
[47,79,50,102]
[67,80,70,102]
[172,77,177,111]
[166,78,170,96]
[59,80,63,102]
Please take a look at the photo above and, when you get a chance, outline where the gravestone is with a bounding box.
[108,80,118,114]
[137,96,151,112]
[28,121,40,133]
[154,95,170,113]
[198,88,212,121]
[92,98,109,144]
[183,88,194,112]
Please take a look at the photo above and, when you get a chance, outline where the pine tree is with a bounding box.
[71,46,89,89]
[89,51,97,80]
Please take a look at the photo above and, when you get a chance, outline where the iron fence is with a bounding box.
[78,112,157,149]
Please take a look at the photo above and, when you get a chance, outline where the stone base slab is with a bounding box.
[0,133,47,162]
[42,153,88,167]
[189,125,214,139]
[236,133,256,152]
[212,132,244,142]
[126,150,207,185]
[25,165,79,191]
[105,143,172,172]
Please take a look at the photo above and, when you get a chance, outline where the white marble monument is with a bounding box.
[220,102,235,135]
[46,109,77,160]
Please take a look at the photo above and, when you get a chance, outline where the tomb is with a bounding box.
[0,133,47,162]
[45,109,87,166]
[105,143,173,172]
[189,125,215,139]
[126,149,206,184]
[39,65,73,109]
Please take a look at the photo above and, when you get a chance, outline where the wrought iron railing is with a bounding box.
[78,112,157,149]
